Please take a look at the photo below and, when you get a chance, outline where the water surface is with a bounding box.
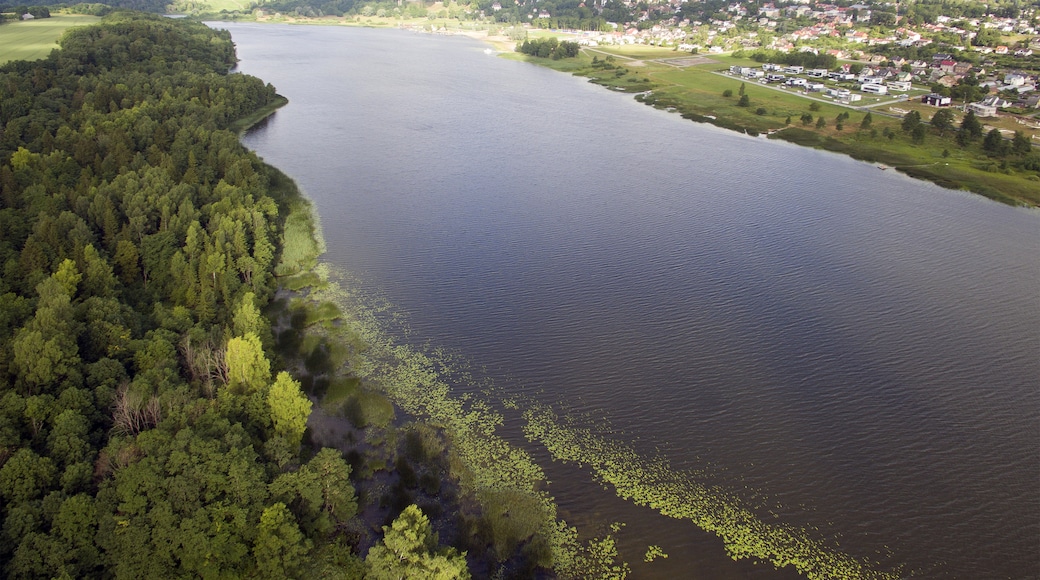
[223,23,1040,579]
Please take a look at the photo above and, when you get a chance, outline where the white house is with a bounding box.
[861,83,888,95]
[966,102,998,117]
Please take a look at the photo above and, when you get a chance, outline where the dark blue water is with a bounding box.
[222,23,1040,579]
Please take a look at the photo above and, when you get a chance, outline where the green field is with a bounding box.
[0,14,100,64]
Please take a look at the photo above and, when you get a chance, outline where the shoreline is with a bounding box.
[211,16,1038,206]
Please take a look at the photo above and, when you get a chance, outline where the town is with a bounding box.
[510,0,1040,115]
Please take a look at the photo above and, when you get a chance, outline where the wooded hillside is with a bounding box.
[0,13,374,578]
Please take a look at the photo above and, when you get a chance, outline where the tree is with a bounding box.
[365,505,470,580]
[738,82,746,96]
[930,109,955,136]
[816,117,826,129]
[901,110,922,133]
[912,123,927,144]
[267,372,312,447]
[737,94,750,107]
[253,503,312,579]
[225,333,271,393]
[983,128,1007,156]
[1012,131,1032,155]
[0,448,56,503]
[958,110,983,145]
[860,112,873,129]
[270,448,357,532]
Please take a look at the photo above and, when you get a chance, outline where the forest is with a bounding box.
[0,12,478,579]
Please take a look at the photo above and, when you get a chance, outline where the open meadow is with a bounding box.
[0,14,100,64]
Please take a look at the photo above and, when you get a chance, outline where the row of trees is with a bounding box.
[0,12,471,579]
[901,108,1034,156]
[516,37,580,60]
[747,50,839,71]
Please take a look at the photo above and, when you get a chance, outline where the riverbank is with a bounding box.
[206,13,1038,206]
[508,45,1040,207]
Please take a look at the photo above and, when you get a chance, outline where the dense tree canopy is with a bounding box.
[0,12,371,578]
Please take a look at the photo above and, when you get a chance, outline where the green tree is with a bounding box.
[365,505,470,580]
[12,273,82,394]
[253,503,312,579]
[912,123,927,144]
[983,128,1007,155]
[901,110,922,133]
[930,109,955,136]
[268,371,312,447]
[816,117,826,129]
[225,333,271,393]
[0,448,56,503]
[1011,131,1032,155]
[270,448,357,534]
[958,111,983,146]
[860,112,873,129]
[737,94,750,107]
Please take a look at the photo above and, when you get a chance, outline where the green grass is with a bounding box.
[0,14,100,64]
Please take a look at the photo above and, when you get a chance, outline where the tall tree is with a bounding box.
[267,371,312,448]
[365,505,470,580]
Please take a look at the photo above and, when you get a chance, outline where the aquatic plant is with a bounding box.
[521,402,901,580]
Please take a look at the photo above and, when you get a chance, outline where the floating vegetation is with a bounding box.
[644,545,667,563]
[521,402,902,580]
[283,237,898,579]
[298,266,629,579]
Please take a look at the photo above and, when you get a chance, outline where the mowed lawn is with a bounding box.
[0,14,100,64]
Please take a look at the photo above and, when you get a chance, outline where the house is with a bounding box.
[922,93,952,106]
[887,80,912,91]
[21,13,34,20]
[966,102,998,117]
[1005,72,1030,86]
[861,83,888,95]
[980,95,1012,108]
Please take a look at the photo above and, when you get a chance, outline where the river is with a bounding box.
[219,22,1039,579]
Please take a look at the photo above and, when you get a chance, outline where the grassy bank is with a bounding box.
[230,93,289,133]
[0,14,100,64]
[520,47,1040,207]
